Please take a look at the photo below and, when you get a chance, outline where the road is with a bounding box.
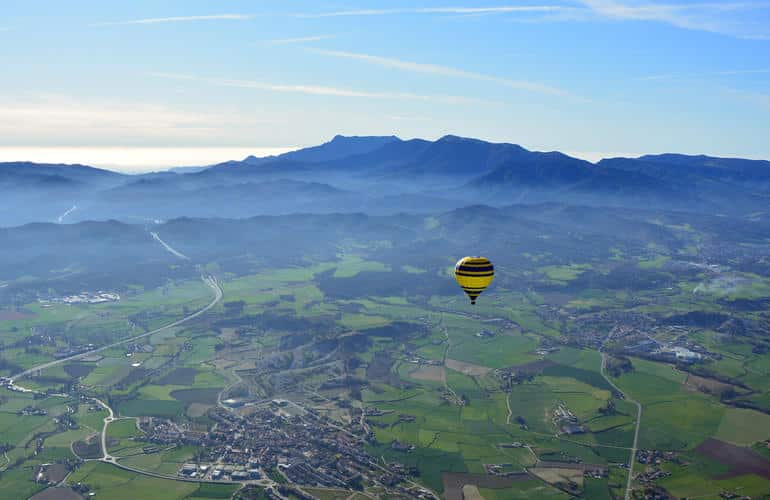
[284,398,439,499]
[438,314,461,404]
[216,364,245,414]
[4,238,242,490]
[57,204,77,223]
[93,394,244,484]
[91,397,117,462]
[10,275,222,388]
[151,231,190,260]
[599,350,642,500]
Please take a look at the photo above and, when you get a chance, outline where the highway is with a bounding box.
[10,275,222,388]
[151,231,191,260]
[56,204,77,223]
[599,348,642,500]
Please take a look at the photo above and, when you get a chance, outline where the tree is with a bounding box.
[720,387,737,401]
[598,399,616,415]
[224,300,246,316]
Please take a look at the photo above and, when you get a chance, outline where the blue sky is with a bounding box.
[1,0,769,171]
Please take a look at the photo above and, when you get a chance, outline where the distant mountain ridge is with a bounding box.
[0,135,767,227]
[0,161,124,187]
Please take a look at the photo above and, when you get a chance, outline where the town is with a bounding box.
[138,400,435,498]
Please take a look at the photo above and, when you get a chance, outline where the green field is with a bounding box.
[66,462,240,500]
[2,229,769,500]
[714,408,770,445]
[612,358,724,450]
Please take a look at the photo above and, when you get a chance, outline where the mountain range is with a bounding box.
[1,134,768,227]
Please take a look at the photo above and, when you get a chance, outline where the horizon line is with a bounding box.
[1,139,768,174]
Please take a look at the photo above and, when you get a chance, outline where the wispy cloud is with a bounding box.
[389,115,433,122]
[723,86,770,109]
[638,68,770,81]
[0,94,271,148]
[91,14,252,27]
[265,35,336,45]
[297,2,770,39]
[579,1,770,39]
[151,72,490,104]
[308,48,569,97]
[712,68,770,76]
[0,146,296,173]
[296,5,570,18]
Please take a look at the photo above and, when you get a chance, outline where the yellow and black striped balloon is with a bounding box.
[454,256,494,305]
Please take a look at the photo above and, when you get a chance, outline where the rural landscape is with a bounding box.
[3,1,770,498]
[1,134,770,499]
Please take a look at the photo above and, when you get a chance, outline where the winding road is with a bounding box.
[10,275,222,389]
[91,397,116,462]
[4,232,242,491]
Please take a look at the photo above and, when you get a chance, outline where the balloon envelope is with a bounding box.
[454,256,494,305]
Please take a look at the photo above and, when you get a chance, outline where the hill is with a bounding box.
[1,136,768,227]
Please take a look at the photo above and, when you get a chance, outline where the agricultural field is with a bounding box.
[2,209,770,500]
[65,461,239,500]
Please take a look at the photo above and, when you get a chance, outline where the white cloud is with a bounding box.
[0,146,297,173]
[309,48,569,97]
[420,6,569,14]
[637,67,770,81]
[2,96,210,130]
[266,35,337,45]
[0,95,272,147]
[91,14,252,26]
[712,68,770,76]
[297,2,770,39]
[296,6,569,18]
[389,115,433,121]
[578,0,770,39]
[151,72,491,104]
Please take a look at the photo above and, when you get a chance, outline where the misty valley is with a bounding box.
[1,135,770,499]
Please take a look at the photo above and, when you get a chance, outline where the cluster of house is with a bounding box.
[53,344,95,359]
[159,404,415,495]
[363,406,391,417]
[441,389,467,406]
[0,377,30,393]
[484,463,517,475]
[20,405,48,416]
[40,291,120,305]
[635,467,672,484]
[139,417,205,445]
[634,450,680,485]
[403,352,442,366]
[390,440,415,453]
[125,342,154,354]
[553,404,585,435]
[636,449,680,466]
[567,310,654,348]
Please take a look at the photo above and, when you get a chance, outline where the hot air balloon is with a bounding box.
[454,256,494,305]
